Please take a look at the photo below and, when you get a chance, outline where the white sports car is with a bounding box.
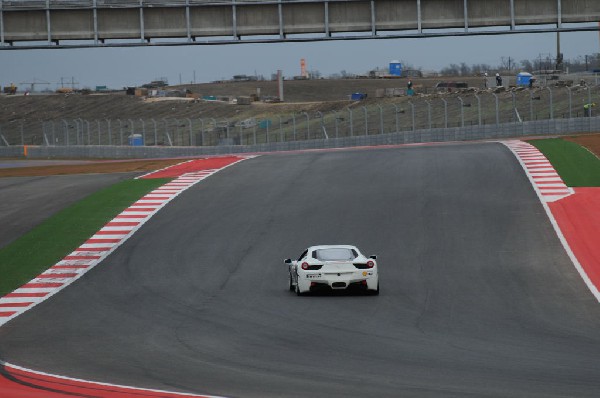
[285,245,379,295]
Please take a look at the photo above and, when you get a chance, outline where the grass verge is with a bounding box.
[528,138,600,187]
[0,178,170,296]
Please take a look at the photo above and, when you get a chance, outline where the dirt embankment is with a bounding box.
[565,135,600,158]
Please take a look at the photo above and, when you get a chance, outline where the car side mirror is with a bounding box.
[284,258,292,264]
[369,255,377,260]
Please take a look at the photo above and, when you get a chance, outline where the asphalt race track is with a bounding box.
[1,143,600,398]
[0,173,137,249]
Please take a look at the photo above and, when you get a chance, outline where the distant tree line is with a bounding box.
[439,53,600,76]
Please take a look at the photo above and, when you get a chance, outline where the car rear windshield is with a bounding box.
[314,248,357,261]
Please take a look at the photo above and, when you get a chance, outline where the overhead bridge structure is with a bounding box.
[0,0,599,49]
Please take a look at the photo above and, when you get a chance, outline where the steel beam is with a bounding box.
[324,1,330,37]
[278,0,284,38]
[510,0,515,30]
[370,0,376,36]
[232,0,237,39]
[0,0,4,46]
[416,0,422,33]
[185,0,191,42]
[463,0,468,32]
[139,0,145,42]
[46,0,51,44]
[1,0,600,50]
[93,0,98,44]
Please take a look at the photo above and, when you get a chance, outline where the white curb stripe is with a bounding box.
[503,140,599,303]
[0,155,256,327]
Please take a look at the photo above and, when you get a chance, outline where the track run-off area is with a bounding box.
[1,141,600,398]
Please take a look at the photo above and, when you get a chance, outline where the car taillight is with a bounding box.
[301,262,309,270]
[367,260,375,268]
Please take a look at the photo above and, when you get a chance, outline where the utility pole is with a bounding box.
[556,24,563,71]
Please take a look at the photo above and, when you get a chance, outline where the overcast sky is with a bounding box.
[1,27,599,90]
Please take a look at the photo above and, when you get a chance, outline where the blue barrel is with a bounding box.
[129,134,144,146]
[351,93,367,100]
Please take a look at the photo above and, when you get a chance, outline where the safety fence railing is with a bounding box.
[1,84,599,150]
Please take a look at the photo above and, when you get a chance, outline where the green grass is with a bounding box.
[528,138,600,187]
[0,178,170,296]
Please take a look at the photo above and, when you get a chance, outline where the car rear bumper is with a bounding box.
[297,270,378,292]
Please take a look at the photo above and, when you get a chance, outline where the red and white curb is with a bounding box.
[0,157,254,328]
[503,140,573,202]
[0,360,226,398]
[504,140,600,302]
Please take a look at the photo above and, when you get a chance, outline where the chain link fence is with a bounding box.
[1,84,599,152]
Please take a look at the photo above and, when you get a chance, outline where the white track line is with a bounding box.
[503,140,600,302]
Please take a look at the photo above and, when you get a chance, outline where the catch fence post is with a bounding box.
[139,119,146,146]
[362,106,368,136]
[377,105,384,134]
[347,108,354,137]
[546,87,554,119]
[409,102,415,132]
[151,119,157,146]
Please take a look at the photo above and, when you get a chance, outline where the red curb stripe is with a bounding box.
[141,196,171,200]
[85,239,121,244]
[125,207,157,212]
[541,191,571,195]
[64,255,101,260]
[4,292,48,298]
[96,230,130,235]
[115,215,149,219]
[3,364,213,398]
[52,265,89,269]
[0,302,32,307]
[105,222,140,227]
[75,247,112,251]
[38,273,78,279]
[22,282,64,288]
[0,311,17,317]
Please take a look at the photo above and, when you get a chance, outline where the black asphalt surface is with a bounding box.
[1,143,600,397]
[0,173,138,249]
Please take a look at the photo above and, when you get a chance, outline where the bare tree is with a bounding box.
[459,62,471,76]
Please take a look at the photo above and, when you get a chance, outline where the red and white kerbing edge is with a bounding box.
[0,155,255,328]
[503,140,573,202]
[0,360,225,398]
[504,140,600,302]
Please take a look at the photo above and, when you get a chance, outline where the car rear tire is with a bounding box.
[295,276,305,296]
[368,282,379,296]
[289,273,295,291]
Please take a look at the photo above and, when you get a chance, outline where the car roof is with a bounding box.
[308,245,360,251]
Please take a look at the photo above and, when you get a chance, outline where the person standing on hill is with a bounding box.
[495,73,502,87]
